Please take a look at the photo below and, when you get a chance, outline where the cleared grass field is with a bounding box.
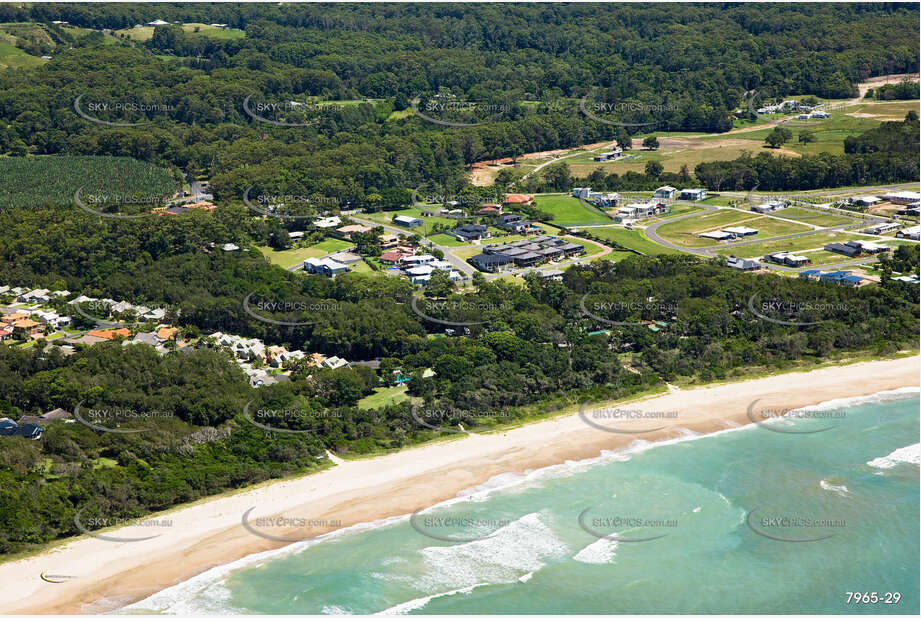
[363,207,456,231]
[584,226,682,255]
[771,207,856,227]
[531,194,611,226]
[0,41,46,69]
[258,238,353,268]
[114,23,245,41]
[714,231,867,259]
[657,209,812,248]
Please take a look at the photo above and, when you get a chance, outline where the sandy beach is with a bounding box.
[3,355,918,614]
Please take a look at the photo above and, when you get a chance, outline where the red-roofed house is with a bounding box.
[504,194,534,205]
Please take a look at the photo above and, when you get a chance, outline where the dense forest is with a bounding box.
[1,252,918,554]
[0,3,917,202]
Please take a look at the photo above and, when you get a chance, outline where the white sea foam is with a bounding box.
[518,571,535,583]
[867,443,921,469]
[374,583,488,615]
[572,538,618,564]
[122,388,918,613]
[819,479,850,496]
[417,512,567,591]
[322,605,352,615]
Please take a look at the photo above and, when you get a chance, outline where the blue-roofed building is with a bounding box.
[838,275,863,287]
[798,269,823,280]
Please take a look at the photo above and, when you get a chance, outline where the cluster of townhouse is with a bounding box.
[468,236,585,272]
[205,331,350,387]
[0,286,73,342]
[394,254,464,285]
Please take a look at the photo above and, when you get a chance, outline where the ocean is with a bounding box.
[122,389,920,615]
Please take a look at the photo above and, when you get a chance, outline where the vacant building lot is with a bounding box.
[768,206,857,227]
[531,194,612,226]
[714,231,867,259]
[656,208,812,248]
[584,226,682,255]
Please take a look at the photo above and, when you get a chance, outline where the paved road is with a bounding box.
[643,202,719,256]
[641,199,913,274]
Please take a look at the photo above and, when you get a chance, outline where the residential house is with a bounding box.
[592,148,622,162]
[726,256,760,271]
[751,200,785,214]
[615,201,665,222]
[328,251,362,265]
[863,221,901,235]
[380,234,400,249]
[765,252,811,267]
[654,186,677,200]
[846,240,889,254]
[477,204,502,216]
[723,226,759,238]
[222,243,240,252]
[449,224,490,241]
[882,191,921,205]
[469,253,515,273]
[13,319,42,337]
[18,408,71,425]
[679,188,708,201]
[303,257,349,277]
[850,195,881,208]
[336,224,373,239]
[504,194,534,205]
[393,215,424,228]
[698,230,733,241]
[87,327,131,340]
[313,216,342,229]
[824,242,861,258]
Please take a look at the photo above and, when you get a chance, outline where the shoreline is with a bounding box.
[2,355,918,614]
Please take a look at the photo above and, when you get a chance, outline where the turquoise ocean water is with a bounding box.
[122,389,919,615]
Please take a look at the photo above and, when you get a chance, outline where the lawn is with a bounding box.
[584,226,682,255]
[427,233,466,247]
[258,238,354,268]
[531,193,612,226]
[357,385,409,410]
[565,237,604,256]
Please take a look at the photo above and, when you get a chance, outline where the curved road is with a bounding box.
[642,196,916,274]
